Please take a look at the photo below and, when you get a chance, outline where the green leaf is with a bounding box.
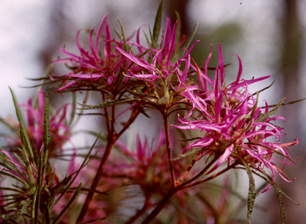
[9,88,33,156]
[272,182,286,224]
[116,17,129,52]
[42,93,50,182]
[43,94,50,156]
[52,182,82,224]
[71,91,90,128]
[0,170,28,186]
[244,92,259,132]
[271,180,298,224]
[251,170,299,224]
[67,93,77,127]
[78,130,107,142]
[35,93,50,224]
[51,132,102,210]
[32,187,37,220]
[171,147,202,161]
[257,97,285,122]
[9,87,36,183]
[21,199,32,215]
[179,22,198,58]
[152,0,163,47]
[0,117,19,135]
[174,11,181,59]
[241,159,256,224]
[79,98,140,110]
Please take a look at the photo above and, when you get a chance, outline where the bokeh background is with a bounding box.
[0,0,305,223]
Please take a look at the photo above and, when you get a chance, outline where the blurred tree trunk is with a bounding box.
[38,1,68,68]
[269,0,304,223]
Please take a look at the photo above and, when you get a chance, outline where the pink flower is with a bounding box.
[2,90,72,157]
[116,18,197,98]
[52,14,129,91]
[106,132,173,195]
[174,44,298,190]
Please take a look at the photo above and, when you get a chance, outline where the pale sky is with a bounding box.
[0,1,277,112]
[0,0,305,116]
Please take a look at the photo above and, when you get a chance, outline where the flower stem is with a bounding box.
[77,104,139,223]
[141,187,177,223]
[176,154,200,185]
[163,112,176,186]
[76,135,116,223]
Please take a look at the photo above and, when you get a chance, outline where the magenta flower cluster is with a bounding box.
[53,13,298,185]
[0,5,299,224]
[173,44,299,191]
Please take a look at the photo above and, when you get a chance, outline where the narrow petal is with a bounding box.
[96,14,109,52]
[116,47,155,71]
[233,53,243,83]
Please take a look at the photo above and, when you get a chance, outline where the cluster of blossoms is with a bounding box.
[173,44,299,190]
[2,90,72,155]
[0,89,77,223]
[0,4,299,223]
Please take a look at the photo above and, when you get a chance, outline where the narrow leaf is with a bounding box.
[172,147,202,161]
[51,132,102,209]
[174,11,181,57]
[52,182,82,224]
[9,87,35,166]
[0,118,19,135]
[0,170,28,186]
[179,22,198,58]
[35,93,50,224]
[116,17,128,52]
[68,93,77,127]
[21,199,32,215]
[272,182,285,224]
[257,98,285,122]
[79,98,140,110]
[43,94,50,156]
[241,159,256,224]
[152,0,163,47]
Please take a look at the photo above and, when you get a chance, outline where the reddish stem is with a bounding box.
[76,105,139,223]
[176,154,200,185]
[141,187,177,223]
[162,112,176,187]
[76,135,116,223]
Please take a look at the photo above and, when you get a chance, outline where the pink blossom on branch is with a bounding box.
[1,89,72,157]
[51,14,129,91]
[174,44,299,190]
[115,17,198,103]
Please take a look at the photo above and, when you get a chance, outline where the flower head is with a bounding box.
[1,90,72,157]
[174,44,298,190]
[52,14,129,91]
[116,18,197,103]
[106,132,173,195]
